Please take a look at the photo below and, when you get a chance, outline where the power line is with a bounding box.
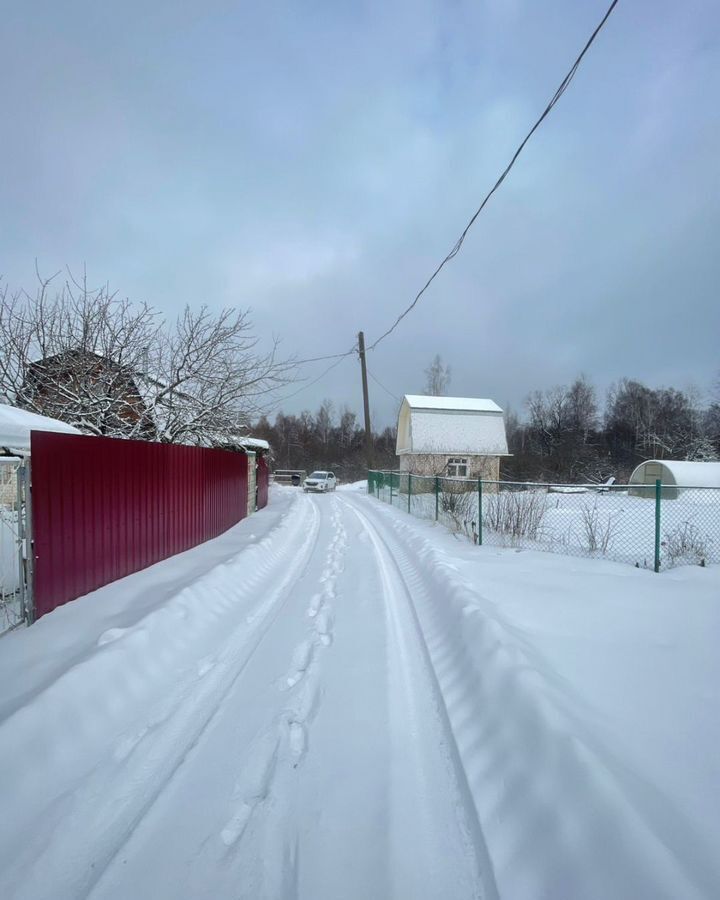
[273,351,354,405]
[293,347,357,365]
[367,0,620,352]
[368,368,401,403]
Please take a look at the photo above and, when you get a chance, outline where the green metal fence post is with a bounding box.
[477,479,483,545]
[407,473,412,514]
[435,476,439,521]
[654,479,661,572]
[389,473,393,506]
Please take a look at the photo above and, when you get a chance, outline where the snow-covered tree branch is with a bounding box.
[0,269,294,444]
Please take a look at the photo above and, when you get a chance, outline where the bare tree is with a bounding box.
[0,268,293,444]
[315,399,335,448]
[424,354,451,396]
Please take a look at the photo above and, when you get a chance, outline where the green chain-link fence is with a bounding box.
[367,471,720,571]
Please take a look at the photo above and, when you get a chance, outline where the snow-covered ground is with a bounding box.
[0,484,718,899]
[377,480,720,569]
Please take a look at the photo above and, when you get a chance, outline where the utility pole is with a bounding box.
[357,331,373,470]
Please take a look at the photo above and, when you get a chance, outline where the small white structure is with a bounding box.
[629,460,720,499]
[236,437,270,453]
[0,403,81,455]
[396,394,509,481]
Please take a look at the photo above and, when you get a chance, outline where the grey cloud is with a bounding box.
[1,0,718,427]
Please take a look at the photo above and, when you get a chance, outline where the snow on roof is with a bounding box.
[397,395,509,456]
[237,437,270,452]
[630,460,720,488]
[0,403,81,452]
[403,395,503,413]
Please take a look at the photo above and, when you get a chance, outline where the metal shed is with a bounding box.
[628,460,720,499]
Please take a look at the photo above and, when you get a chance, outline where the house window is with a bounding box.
[447,457,468,478]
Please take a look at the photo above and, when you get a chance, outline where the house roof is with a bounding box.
[397,394,509,456]
[403,395,503,413]
[0,403,82,452]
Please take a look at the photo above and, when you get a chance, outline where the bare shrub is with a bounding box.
[580,501,618,554]
[662,522,710,566]
[440,483,476,537]
[484,490,547,540]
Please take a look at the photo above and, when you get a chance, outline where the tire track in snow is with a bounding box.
[278,499,345,764]
[218,497,347,892]
[343,497,497,900]
[345,493,716,900]
[83,496,324,899]
[0,494,324,900]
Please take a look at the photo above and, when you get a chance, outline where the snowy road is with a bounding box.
[1,487,719,899]
[0,492,493,900]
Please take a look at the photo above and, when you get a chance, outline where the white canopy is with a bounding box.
[0,403,81,452]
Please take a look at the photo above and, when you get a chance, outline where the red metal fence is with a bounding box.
[31,431,249,620]
[256,456,269,510]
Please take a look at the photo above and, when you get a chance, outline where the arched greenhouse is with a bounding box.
[628,460,720,499]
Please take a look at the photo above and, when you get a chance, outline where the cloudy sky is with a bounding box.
[1,0,718,427]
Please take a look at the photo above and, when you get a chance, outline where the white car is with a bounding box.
[303,471,337,493]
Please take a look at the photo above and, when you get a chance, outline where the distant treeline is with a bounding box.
[504,376,720,483]
[254,376,720,485]
[252,401,397,484]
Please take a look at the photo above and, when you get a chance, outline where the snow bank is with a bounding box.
[359,496,720,899]
[0,488,313,899]
[0,488,295,718]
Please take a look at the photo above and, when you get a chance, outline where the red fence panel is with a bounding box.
[256,456,269,509]
[31,431,248,620]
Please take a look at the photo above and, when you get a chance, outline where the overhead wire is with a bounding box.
[292,347,357,365]
[272,351,355,405]
[366,0,620,352]
[367,369,401,403]
[279,0,620,407]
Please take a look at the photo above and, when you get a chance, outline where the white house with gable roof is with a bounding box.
[396,394,510,483]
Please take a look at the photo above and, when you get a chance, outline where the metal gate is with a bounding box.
[0,458,32,634]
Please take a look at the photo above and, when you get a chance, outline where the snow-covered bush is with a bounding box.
[580,501,618,555]
[440,485,476,537]
[663,522,710,566]
[484,490,547,540]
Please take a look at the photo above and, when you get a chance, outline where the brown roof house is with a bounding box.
[20,350,155,438]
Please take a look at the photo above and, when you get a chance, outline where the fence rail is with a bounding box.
[367,470,720,571]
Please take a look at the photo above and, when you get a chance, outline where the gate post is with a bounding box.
[19,460,35,624]
[654,479,661,573]
[477,479,483,546]
[16,460,25,623]
[435,476,439,521]
[407,473,412,514]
